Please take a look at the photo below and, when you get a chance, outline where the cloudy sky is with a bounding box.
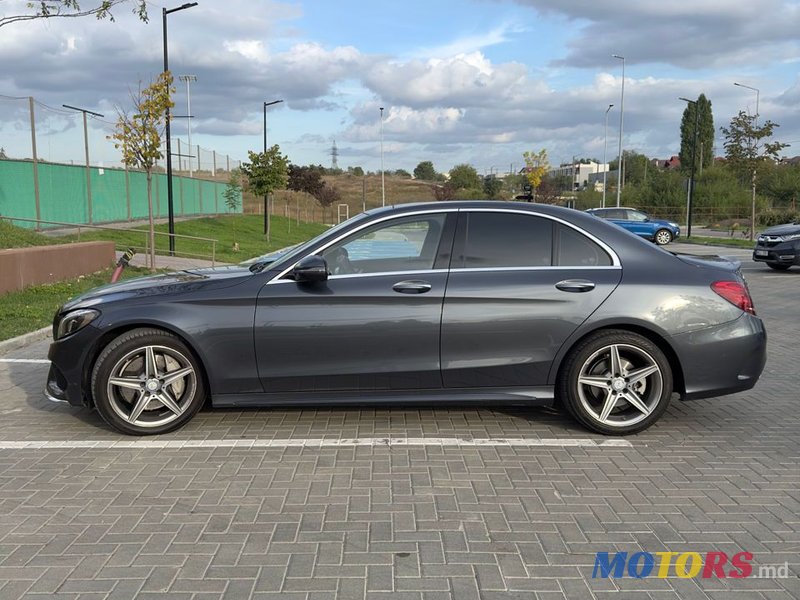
[0,0,799,174]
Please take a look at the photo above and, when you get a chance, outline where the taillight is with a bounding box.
[711,281,756,315]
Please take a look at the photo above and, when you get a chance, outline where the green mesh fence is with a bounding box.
[0,159,240,229]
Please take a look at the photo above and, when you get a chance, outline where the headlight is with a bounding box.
[780,233,800,242]
[669,222,679,228]
[56,309,99,340]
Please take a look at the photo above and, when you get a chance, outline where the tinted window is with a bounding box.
[322,214,446,275]
[604,209,626,219]
[460,212,552,268]
[557,224,612,266]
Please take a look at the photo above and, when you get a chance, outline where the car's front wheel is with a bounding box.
[654,229,673,245]
[767,263,791,271]
[91,328,206,435]
[557,330,673,435]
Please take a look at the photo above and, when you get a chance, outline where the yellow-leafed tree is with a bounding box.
[523,149,550,200]
[110,72,174,271]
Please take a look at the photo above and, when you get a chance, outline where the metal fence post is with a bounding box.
[28,97,41,229]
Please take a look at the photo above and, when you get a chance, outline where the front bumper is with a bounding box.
[46,324,103,407]
[753,241,800,265]
[672,313,767,401]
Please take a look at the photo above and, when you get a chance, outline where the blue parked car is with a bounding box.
[586,207,680,245]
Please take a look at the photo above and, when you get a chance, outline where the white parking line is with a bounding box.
[0,437,632,450]
[0,358,50,364]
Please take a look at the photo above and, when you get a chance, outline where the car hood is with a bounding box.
[760,222,800,236]
[61,265,253,311]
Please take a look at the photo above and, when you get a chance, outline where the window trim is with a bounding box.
[267,209,459,284]
[267,206,620,285]
[451,208,620,270]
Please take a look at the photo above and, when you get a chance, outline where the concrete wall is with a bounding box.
[0,242,115,295]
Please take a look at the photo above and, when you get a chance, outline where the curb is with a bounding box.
[0,327,51,356]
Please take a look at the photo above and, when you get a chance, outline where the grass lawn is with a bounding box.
[0,266,152,342]
[0,220,54,248]
[682,236,755,249]
[56,214,328,264]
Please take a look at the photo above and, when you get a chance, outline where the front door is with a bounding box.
[255,212,455,393]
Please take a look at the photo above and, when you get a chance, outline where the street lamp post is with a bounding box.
[734,82,760,126]
[163,2,198,256]
[262,99,283,235]
[612,54,625,207]
[178,74,197,176]
[603,103,613,208]
[62,104,103,225]
[679,97,699,238]
[380,107,385,207]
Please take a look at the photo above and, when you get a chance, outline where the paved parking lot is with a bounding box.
[0,243,797,599]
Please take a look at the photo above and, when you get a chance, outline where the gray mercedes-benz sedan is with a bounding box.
[46,201,766,436]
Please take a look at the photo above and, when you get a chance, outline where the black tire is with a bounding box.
[557,330,673,435]
[767,263,791,271]
[654,229,673,245]
[91,328,206,435]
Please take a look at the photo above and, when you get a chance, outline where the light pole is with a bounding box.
[612,54,625,207]
[163,1,198,256]
[734,82,760,126]
[178,74,196,176]
[262,99,283,235]
[62,104,103,224]
[679,97,699,238]
[602,103,614,208]
[380,106,385,207]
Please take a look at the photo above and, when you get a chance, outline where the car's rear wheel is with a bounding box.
[91,328,206,435]
[767,263,791,271]
[654,229,673,245]
[558,330,673,435]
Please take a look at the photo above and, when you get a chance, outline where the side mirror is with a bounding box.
[293,255,328,283]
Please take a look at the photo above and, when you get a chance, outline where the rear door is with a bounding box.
[440,209,622,388]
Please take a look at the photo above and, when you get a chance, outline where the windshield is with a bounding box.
[263,211,374,272]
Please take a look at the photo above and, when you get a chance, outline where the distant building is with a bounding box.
[548,161,609,190]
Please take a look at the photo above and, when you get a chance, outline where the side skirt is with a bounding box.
[212,386,556,408]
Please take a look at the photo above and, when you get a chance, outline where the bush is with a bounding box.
[757,210,800,227]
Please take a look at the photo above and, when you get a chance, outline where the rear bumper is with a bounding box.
[672,313,767,401]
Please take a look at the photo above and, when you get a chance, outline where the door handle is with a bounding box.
[555,279,596,293]
[393,280,432,294]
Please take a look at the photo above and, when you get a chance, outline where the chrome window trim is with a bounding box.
[451,266,621,273]
[266,205,620,285]
[459,207,621,268]
[267,208,458,284]
[268,268,448,284]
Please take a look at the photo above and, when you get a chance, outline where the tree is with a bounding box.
[1,0,148,28]
[414,161,437,181]
[523,149,550,200]
[222,169,242,249]
[288,164,325,198]
[349,166,364,177]
[315,185,341,208]
[431,182,456,201]
[448,164,481,190]
[110,71,173,271]
[394,169,411,178]
[483,175,503,199]
[721,111,788,239]
[680,94,714,175]
[241,145,289,241]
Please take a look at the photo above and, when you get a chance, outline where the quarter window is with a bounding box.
[557,224,612,266]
